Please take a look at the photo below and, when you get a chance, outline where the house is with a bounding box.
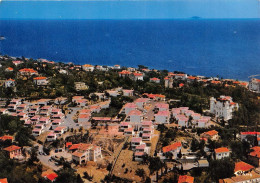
[0,108,8,115]
[142,130,152,141]
[19,68,38,76]
[179,107,189,113]
[234,161,254,176]
[249,78,260,93]
[240,132,260,142]
[51,114,64,121]
[12,60,24,66]
[161,142,182,159]
[78,114,91,123]
[197,118,210,128]
[51,108,62,115]
[82,64,94,72]
[210,95,239,120]
[214,147,230,160]
[220,171,260,183]
[51,119,63,129]
[179,83,185,88]
[72,96,84,103]
[154,111,169,124]
[178,117,189,127]
[134,144,150,161]
[191,113,201,120]
[7,104,17,112]
[172,108,181,117]
[40,106,52,116]
[42,171,58,182]
[54,126,67,136]
[164,77,174,88]
[89,105,101,113]
[119,122,132,131]
[178,175,194,183]
[17,112,27,119]
[135,98,149,109]
[174,73,188,80]
[4,79,15,88]
[130,72,144,81]
[74,99,88,107]
[131,137,143,150]
[248,146,260,167]
[5,67,13,72]
[33,77,48,86]
[150,77,160,83]
[0,135,13,142]
[16,104,28,113]
[28,110,37,117]
[128,110,143,123]
[70,143,102,164]
[118,70,131,78]
[155,103,169,111]
[3,145,22,159]
[37,99,51,106]
[114,65,121,69]
[123,103,137,115]
[46,132,57,142]
[122,89,134,97]
[106,90,120,97]
[142,121,153,129]
[200,130,219,141]
[30,115,40,125]
[74,82,89,91]
[79,108,92,115]
[30,105,40,112]
[124,128,135,136]
[32,128,43,136]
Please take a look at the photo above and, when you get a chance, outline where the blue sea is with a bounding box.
[1,19,260,80]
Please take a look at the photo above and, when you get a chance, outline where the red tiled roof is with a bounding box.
[150,77,160,81]
[215,147,229,154]
[162,142,181,153]
[178,175,194,183]
[0,136,13,141]
[46,173,58,182]
[241,132,260,135]
[179,83,184,87]
[204,130,218,136]
[3,145,21,152]
[33,77,47,80]
[234,161,254,173]
[0,178,8,183]
[19,68,37,73]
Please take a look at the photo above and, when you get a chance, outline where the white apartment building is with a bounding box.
[210,95,239,121]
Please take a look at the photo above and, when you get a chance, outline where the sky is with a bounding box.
[0,0,259,19]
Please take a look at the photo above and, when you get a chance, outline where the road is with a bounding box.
[37,144,61,171]
[63,107,81,129]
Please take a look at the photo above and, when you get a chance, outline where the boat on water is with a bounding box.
[0,36,6,40]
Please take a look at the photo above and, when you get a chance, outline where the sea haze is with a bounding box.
[0,19,260,80]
